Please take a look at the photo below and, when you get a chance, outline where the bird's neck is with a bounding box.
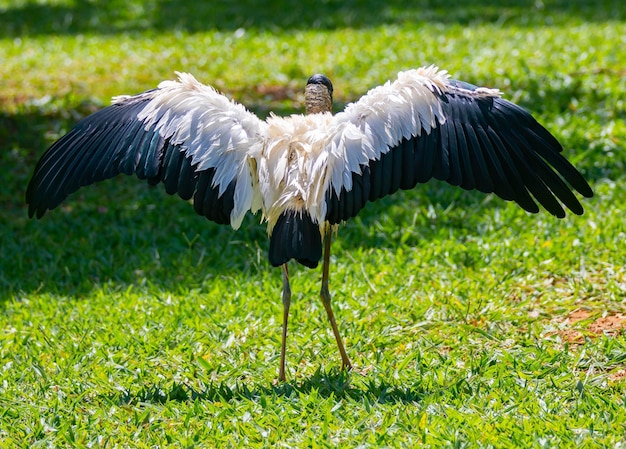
[305,84,332,115]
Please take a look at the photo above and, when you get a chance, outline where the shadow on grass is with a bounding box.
[115,368,430,406]
[1,0,624,37]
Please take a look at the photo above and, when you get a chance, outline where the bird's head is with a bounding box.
[305,74,333,115]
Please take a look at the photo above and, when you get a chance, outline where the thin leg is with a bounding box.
[278,263,291,382]
[320,231,353,371]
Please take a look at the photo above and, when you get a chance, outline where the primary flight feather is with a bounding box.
[26,66,593,381]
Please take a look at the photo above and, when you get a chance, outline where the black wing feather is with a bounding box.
[484,127,539,212]
[444,120,463,187]
[400,138,418,189]
[431,124,450,181]
[325,81,592,224]
[414,128,435,184]
[474,126,511,198]
[389,139,404,194]
[453,120,475,190]
[26,94,238,225]
[379,148,394,198]
[368,157,384,201]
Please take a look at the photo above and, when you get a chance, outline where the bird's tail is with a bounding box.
[269,210,322,269]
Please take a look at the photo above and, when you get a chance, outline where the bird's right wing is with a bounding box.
[323,66,593,224]
[26,73,266,229]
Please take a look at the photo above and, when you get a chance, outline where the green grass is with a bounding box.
[1,0,625,447]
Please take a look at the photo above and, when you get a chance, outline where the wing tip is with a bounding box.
[579,183,594,199]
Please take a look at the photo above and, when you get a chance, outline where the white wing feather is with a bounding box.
[133,72,267,228]
[325,66,451,196]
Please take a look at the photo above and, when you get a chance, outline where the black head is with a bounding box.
[307,74,333,97]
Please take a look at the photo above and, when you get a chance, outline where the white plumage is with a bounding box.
[326,66,452,196]
[26,66,593,381]
[105,66,460,232]
[127,72,265,229]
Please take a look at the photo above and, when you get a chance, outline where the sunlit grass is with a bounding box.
[1,0,625,447]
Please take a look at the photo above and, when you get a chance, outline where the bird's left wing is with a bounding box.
[323,66,593,224]
[26,73,266,228]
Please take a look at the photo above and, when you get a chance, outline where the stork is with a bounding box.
[26,66,593,381]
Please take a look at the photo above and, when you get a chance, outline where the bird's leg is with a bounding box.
[320,230,353,371]
[278,263,291,382]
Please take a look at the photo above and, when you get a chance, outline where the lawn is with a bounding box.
[1,0,625,447]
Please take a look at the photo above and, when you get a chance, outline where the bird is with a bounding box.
[26,65,593,381]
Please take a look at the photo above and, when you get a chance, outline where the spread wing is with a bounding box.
[26,72,266,229]
[323,66,593,223]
